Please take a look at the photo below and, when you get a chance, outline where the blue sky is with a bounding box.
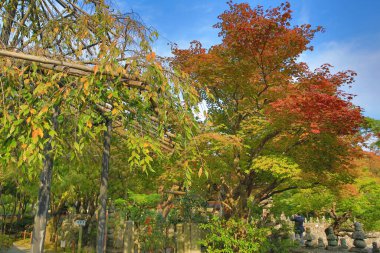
[114,0,380,119]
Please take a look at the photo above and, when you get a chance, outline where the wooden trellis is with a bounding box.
[0,0,177,151]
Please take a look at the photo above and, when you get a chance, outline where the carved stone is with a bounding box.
[349,222,367,253]
[372,242,380,253]
[340,238,349,250]
[304,227,313,248]
[325,226,339,250]
[317,237,325,248]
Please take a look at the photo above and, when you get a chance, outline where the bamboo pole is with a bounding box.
[0,49,146,89]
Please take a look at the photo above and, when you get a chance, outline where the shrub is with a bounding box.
[199,217,270,253]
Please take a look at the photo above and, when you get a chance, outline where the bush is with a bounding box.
[199,217,270,253]
[0,234,15,250]
[199,217,296,253]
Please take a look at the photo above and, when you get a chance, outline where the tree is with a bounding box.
[1,1,200,252]
[362,117,380,153]
[172,1,363,218]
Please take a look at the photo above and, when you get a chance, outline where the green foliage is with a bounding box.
[138,214,174,251]
[363,117,380,151]
[249,155,300,179]
[128,193,161,207]
[272,187,335,216]
[199,217,270,253]
[0,234,15,250]
[339,178,380,231]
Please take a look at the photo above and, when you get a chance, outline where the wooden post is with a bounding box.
[78,226,83,253]
[71,241,75,253]
[23,230,26,240]
[123,220,134,253]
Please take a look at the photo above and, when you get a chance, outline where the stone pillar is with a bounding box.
[190,223,201,253]
[176,223,185,253]
[123,220,134,253]
[184,223,191,252]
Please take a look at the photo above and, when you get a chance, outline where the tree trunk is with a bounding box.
[0,191,5,234]
[0,184,2,234]
[31,107,59,253]
[96,118,112,253]
[8,194,18,234]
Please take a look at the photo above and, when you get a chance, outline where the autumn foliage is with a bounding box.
[172,1,364,217]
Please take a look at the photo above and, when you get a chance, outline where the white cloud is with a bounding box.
[300,40,380,119]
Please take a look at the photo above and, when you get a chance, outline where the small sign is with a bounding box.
[60,240,66,248]
[75,220,86,226]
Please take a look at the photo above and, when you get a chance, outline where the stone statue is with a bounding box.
[325,226,339,250]
[372,242,380,253]
[304,227,314,247]
[349,222,367,253]
[317,237,325,248]
[340,238,348,250]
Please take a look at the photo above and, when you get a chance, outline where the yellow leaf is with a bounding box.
[26,117,31,124]
[83,80,89,91]
[30,108,36,114]
[54,27,59,33]
[105,64,111,73]
[107,93,113,99]
[86,120,92,128]
[40,106,48,114]
[111,108,118,115]
[21,143,27,149]
[155,62,163,71]
[198,167,203,178]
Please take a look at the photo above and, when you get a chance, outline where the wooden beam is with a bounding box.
[0,49,146,89]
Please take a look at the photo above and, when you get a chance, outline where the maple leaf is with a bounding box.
[32,128,43,140]
[146,52,156,62]
[93,65,99,75]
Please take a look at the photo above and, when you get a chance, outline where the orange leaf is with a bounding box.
[32,128,43,140]
[311,128,320,134]
[93,65,99,75]
[146,52,156,62]
[40,106,48,114]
